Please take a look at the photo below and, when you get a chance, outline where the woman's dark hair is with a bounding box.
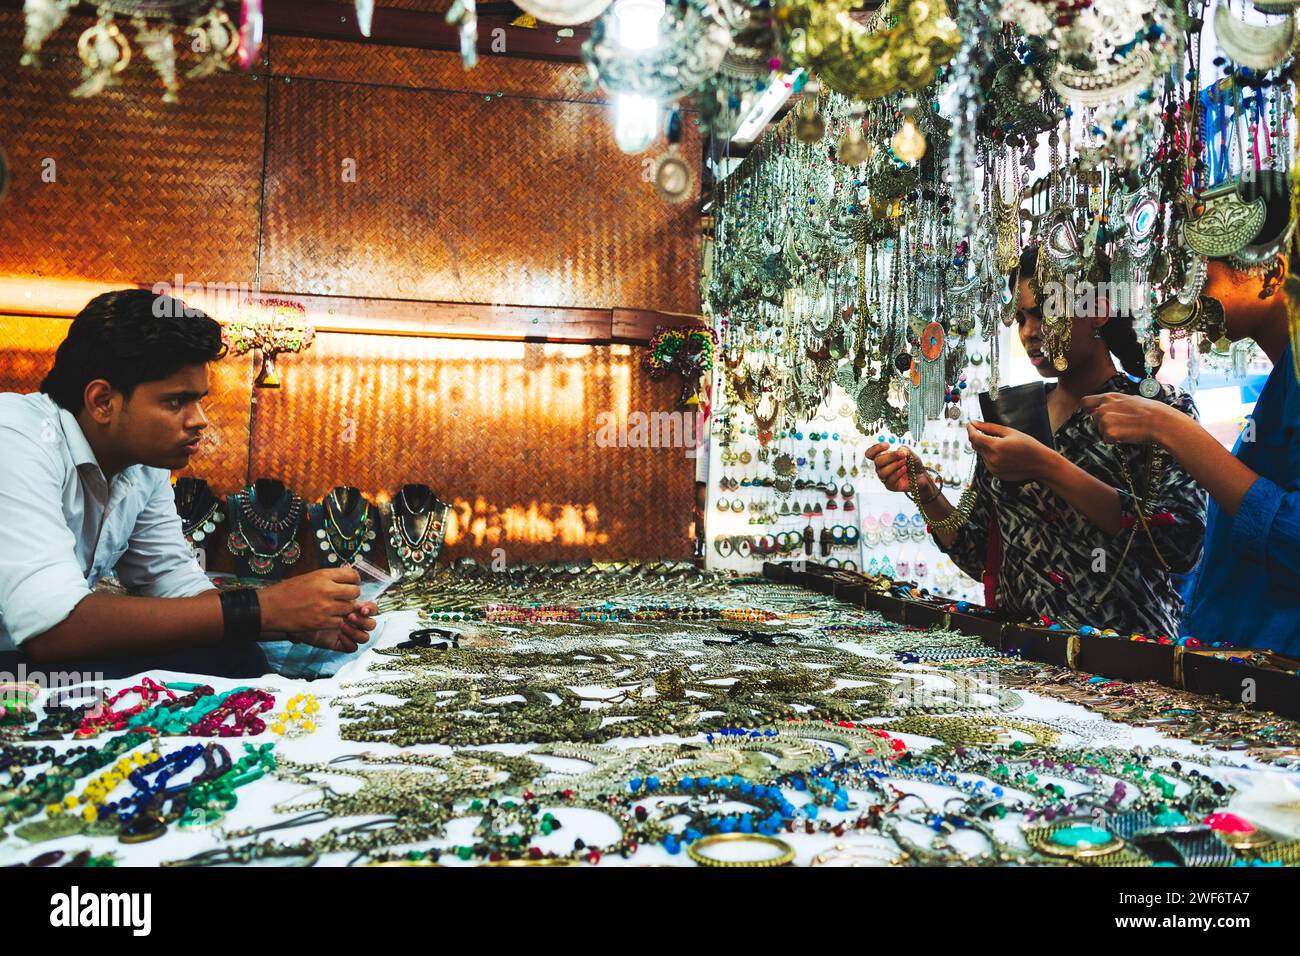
[40,289,226,413]
[1011,244,1147,378]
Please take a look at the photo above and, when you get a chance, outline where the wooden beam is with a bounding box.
[265,1,589,62]
[612,308,706,342]
[0,0,590,62]
[0,276,693,344]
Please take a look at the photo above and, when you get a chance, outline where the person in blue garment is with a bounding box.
[1082,249,1300,653]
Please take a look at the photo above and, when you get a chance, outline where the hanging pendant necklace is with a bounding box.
[389,487,447,570]
[318,488,376,565]
[175,479,225,546]
[227,486,304,576]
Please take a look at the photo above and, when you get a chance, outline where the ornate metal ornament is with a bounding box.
[1214,1,1295,72]
[515,0,614,25]
[779,0,961,102]
[582,1,733,101]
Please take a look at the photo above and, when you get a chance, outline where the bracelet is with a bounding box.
[219,589,262,643]
[686,832,795,868]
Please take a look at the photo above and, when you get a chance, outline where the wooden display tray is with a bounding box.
[1181,649,1300,723]
[762,559,1300,723]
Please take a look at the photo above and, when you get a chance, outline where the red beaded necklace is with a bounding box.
[190,690,275,737]
[74,678,175,739]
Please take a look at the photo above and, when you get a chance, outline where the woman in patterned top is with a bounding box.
[867,246,1207,637]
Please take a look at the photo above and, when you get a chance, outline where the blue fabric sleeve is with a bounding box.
[1230,477,1300,583]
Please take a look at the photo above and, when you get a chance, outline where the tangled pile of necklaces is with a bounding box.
[3,566,1300,867]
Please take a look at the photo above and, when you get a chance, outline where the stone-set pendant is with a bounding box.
[119,815,167,844]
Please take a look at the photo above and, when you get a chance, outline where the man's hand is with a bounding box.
[866,442,937,499]
[341,600,378,645]
[260,567,361,634]
[967,420,1056,482]
[1080,392,1177,445]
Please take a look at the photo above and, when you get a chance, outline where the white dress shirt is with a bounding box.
[0,392,214,651]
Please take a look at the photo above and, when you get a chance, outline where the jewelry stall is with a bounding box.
[1,0,1300,876]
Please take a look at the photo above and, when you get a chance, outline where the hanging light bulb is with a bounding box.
[614,92,659,153]
[612,0,665,50]
[891,110,927,165]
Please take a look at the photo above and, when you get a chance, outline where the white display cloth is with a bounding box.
[0,608,1293,867]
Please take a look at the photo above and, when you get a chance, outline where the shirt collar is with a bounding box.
[46,396,134,492]
[57,404,100,472]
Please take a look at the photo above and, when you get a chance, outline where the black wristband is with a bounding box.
[219,588,262,643]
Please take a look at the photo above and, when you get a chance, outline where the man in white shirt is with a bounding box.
[0,289,376,678]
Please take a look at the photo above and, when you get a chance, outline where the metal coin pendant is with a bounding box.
[1139,377,1161,399]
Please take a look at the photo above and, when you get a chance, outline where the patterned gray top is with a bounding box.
[940,374,1207,637]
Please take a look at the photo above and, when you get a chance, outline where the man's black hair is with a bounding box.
[40,289,226,413]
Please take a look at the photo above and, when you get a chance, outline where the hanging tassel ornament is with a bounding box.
[907,363,926,440]
[355,0,375,37]
[71,13,131,99]
[446,0,478,70]
[918,320,946,418]
[20,0,74,68]
[1230,340,1251,380]
[133,17,179,103]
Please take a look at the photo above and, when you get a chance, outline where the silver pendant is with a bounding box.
[1139,377,1161,399]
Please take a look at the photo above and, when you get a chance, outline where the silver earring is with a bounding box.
[1092,328,1103,339]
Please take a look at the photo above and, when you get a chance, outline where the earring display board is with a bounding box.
[705,377,983,603]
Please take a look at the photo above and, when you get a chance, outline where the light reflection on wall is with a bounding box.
[250,331,689,560]
[444,497,610,548]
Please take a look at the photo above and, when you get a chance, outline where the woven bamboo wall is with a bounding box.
[247,335,695,560]
[0,14,267,287]
[0,11,700,559]
[259,76,698,309]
